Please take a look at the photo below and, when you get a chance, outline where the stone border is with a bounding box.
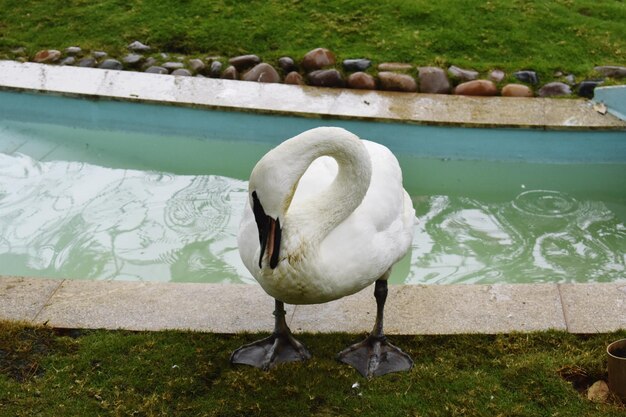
[1,276,624,334]
[18,45,626,99]
[1,60,625,130]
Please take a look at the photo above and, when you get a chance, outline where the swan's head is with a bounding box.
[248,145,298,270]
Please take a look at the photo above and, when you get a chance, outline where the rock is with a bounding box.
[284,71,305,85]
[93,51,107,59]
[141,57,158,70]
[172,69,192,76]
[209,61,223,78]
[301,48,335,71]
[343,59,371,72]
[65,46,82,56]
[564,74,576,85]
[188,59,205,74]
[59,56,76,66]
[587,380,610,403]
[514,70,539,85]
[501,83,533,97]
[228,54,261,71]
[98,59,123,70]
[347,72,376,90]
[122,54,144,67]
[221,65,238,80]
[33,50,61,63]
[78,57,96,68]
[278,57,297,73]
[145,66,168,74]
[448,65,479,81]
[489,69,505,83]
[128,41,151,52]
[594,65,626,78]
[418,67,450,94]
[308,69,344,88]
[577,80,603,99]
[378,72,417,92]
[538,82,572,97]
[162,62,184,71]
[454,80,498,96]
[242,63,280,83]
[377,62,412,72]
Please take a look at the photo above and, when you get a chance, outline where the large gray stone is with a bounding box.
[514,70,539,85]
[278,56,297,73]
[188,58,205,74]
[418,67,450,94]
[122,54,144,67]
[209,61,223,78]
[221,65,238,80]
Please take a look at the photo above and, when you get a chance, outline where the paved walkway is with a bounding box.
[1,276,624,334]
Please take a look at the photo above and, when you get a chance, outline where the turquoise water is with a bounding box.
[0,92,624,284]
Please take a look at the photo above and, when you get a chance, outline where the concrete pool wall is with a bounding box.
[0,60,624,334]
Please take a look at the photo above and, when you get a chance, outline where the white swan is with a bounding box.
[231,126,415,377]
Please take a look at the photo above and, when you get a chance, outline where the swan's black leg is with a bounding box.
[337,280,413,378]
[230,299,311,370]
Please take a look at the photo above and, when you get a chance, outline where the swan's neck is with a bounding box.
[254,128,372,245]
[291,139,371,241]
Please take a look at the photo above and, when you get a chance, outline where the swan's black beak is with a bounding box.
[252,191,282,269]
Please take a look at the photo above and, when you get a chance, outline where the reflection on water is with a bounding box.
[407,193,625,284]
[0,153,252,283]
[0,152,624,284]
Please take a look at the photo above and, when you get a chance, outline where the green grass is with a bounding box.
[1,321,624,416]
[1,0,625,82]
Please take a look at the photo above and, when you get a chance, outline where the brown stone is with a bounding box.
[377,62,412,72]
[378,72,417,92]
[33,49,61,63]
[347,72,376,90]
[221,65,239,80]
[454,80,498,96]
[501,83,533,97]
[307,69,344,88]
[228,54,261,71]
[284,72,305,85]
[242,63,280,83]
[418,67,450,94]
[301,48,335,71]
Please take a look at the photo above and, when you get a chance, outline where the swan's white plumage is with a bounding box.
[238,127,415,304]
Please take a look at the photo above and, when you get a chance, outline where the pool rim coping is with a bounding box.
[1,275,624,335]
[1,60,625,131]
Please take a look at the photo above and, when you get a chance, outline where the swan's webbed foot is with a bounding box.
[338,279,413,378]
[230,331,311,371]
[337,334,413,378]
[230,299,311,370]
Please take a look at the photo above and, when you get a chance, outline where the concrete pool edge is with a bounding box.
[1,276,624,335]
[1,60,625,130]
